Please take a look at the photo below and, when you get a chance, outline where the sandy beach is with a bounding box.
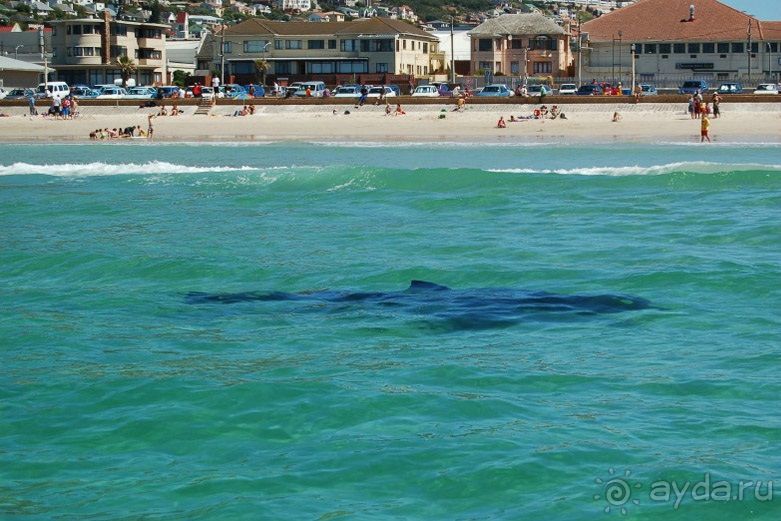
[0,102,779,144]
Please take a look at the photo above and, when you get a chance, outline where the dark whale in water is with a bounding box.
[186,280,654,329]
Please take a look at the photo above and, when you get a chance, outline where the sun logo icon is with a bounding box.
[593,468,642,515]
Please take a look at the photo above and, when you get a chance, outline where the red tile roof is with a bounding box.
[582,0,768,42]
[0,25,16,32]
[762,21,781,40]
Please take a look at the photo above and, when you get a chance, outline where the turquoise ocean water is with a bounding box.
[1,143,780,520]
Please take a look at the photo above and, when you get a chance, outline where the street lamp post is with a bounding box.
[14,44,23,60]
[617,30,622,84]
[450,16,455,84]
[630,43,636,94]
[220,26,226,86]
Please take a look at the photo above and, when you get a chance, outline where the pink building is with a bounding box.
[470,13,573,78]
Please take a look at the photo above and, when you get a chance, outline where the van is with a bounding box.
[679,80,709,94]
[294,81,326,97]
[37,81,70,99]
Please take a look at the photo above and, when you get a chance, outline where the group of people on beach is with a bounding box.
[26,92,80,119]
[688,91,722,119]
[496,105,566,127]
[89,125,146,140]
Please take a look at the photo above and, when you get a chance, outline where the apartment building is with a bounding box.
[50,13,168,85]
[582,0,781,83]
[469,13,573,78]
[208,17,439,80]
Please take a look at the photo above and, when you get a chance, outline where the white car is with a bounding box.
[753,83,779,95]
[367,86,396,98]
[95,86,128,99]
[333,85,362,98]
[0,87,7,100]
[412,85,440,97]
[558,83,577,95]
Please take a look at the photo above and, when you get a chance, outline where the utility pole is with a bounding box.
[39,27,48,89]
[630,43,636,94]
[220,26,226,85]
[450,16,455,84]
[577,18,582,86]
[747,18,752,85]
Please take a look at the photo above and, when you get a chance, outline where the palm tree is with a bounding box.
[114,55,137,89]
[254,59,269,86]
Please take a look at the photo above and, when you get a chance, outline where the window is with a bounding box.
[717,42,729,53]
[731,42,744,53]
[750,42,758,53]
[285,40,302,49]
[511,39,524,49]
[82,25,94,34]
[275,61,291,74]
[530,36,557,51]
[478,61,492,71]
[110,24,127,37]
[72,25,81,35]
[138,28,162,39]
[308,62,334,74]
[360,39,394,52]
[673,43,685,53]
[335,60,367,73]
[110,46,127,58]
[328,40,336,49]
[223,41,233,54]
[375,63,388,73]
[510,61,520,74]
[138,49,162,60]
[644,44,656,54]
[769,43,778,52]
[533,62,552,74]
[402,40,406,50]
[478,38,492,52]
[308,40,325,50]
[244,40,269,53]
[340,39,358,52]
[423,42,428,53]
[232,61,254,74]
[659,43,671,53]
[274,40,283,50]
[66,25,71,35]
[687,43,700,53]
[702,43,715,53]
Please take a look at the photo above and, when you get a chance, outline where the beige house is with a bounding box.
[0,55,46,88]
[50,13,168,86]
[469,13,573,79]
[207,17,439,82]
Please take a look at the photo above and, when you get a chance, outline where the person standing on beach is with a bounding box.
[712,92,721,118]
[27,92,37,116]
[212,75,220,90]
[147,114,155,140]
[700,115,711,143]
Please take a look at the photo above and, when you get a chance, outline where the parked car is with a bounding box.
[476,84,513,97]
[0,87,7,100]
[125,87,157,99]
[717,82,743,94]
[576,85,603,96]
[412,85,440,97]
[222,84,248,98]
[294,81,326,97]
[527,84,552,96]
[753,83,779,95]
[639,84,658,96]
[157,86,181,98]
[95,86,128,99]
[387,84,401,96]
[558,83,578,95]
[333,85,362,97]
[70,85,100,98]
[36,81,70,99]
[3,88,35,100]
[367,86,396,98]
[679,80,709,94]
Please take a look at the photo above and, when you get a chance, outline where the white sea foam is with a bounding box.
[487,162,781,177]
[0,161,261,176]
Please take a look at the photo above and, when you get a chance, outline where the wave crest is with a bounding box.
[488,162,781,177]
[0,161,259,176]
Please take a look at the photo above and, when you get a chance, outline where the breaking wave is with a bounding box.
[0,161,260,176]
[488,161,781,177]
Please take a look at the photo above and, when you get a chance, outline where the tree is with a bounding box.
[172,70,191,87]
[254,59,269,85]
[149,0,162,24]
[113,55,137,88]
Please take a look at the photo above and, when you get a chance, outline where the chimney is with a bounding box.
[689,4,695,21]
[101,9,111,64]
